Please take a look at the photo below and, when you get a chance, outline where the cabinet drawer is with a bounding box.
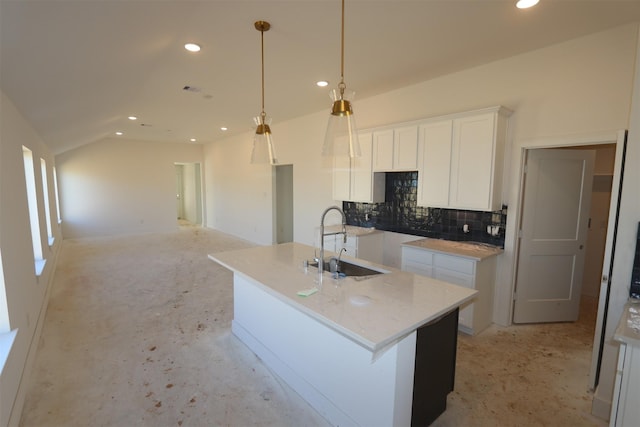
[435,268,474,288]
[402,247,434,265]
[434,253,474,275]
[402,261,433,278]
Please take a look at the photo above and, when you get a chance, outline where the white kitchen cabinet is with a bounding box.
[417,107,511,211]
[372,129,394,171]
[417,120,453,207]
[333,132,385,202]
[372,125,418,172]
[609,305,640,427]
[346,233,384,264]
[401,245,497,335]
[324,232,384,264]
[449,112,506,211]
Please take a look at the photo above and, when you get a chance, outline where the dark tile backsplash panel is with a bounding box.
[343,171,507,247]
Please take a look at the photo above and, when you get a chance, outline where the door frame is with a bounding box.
[174,162,204,226]
[504,130,626,390]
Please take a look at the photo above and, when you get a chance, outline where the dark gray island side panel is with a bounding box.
[412,308,459,426]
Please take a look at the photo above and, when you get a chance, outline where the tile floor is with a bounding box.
[19,224,608,426]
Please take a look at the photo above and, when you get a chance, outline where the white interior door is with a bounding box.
[589,131,627,389]
[513,148,595,323]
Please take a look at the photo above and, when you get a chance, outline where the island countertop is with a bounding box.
[208,242,477,353]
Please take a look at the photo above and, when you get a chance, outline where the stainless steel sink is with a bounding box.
[309,259,386,277]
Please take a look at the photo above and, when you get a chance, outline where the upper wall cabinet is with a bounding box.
[417,107,512,211]
[417,120,453,208]
[333,132,385,203]
[372,125,418,172]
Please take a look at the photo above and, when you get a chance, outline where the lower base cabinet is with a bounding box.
[402,245,496,335]
[324,231,384,264]
[610,307,640,426]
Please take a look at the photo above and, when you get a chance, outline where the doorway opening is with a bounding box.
[274,164,293,244]
[511,132,626,400]
[175,163,203,226]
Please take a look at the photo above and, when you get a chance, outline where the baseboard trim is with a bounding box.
[591,393,611,422]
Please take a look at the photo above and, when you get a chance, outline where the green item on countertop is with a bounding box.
[297,287,318,297]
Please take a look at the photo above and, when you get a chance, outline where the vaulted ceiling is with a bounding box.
[2,0,640,154]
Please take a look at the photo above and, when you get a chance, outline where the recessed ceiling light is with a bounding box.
[115,131,123,136]
[516,0,539,9]
[220,127,228,131]
[128,116,137,121]
[316,81,329,87]
[184,43,201,52]
[190,138,197,142]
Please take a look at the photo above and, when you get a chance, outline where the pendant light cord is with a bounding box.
[261,28,266,119]
[339,0,346,93]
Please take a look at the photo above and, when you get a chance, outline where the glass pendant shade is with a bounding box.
[323,87,361,158]
[251,114,277,165]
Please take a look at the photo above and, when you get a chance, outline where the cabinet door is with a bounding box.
[449,113,496,210]
[333,132,384,203]
[401,246,434,276]
[351,132,375,202]
[417,120,452,207]
[393,125,418,170]
[355,233,384,264]
[372,129,394,171]
[342,235,357,258]
[323,235,337,254]
[434,268,475,332]
[332,144,351,201]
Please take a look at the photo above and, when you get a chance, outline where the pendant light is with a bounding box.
[322,0,361,158]
[251,20,278,165]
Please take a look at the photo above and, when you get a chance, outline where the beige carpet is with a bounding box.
[20,225,607,426]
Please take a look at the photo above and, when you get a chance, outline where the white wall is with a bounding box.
[0,91,62,426]
[204,23,639,420]
[56,138,203,238]
[207,23,637,247]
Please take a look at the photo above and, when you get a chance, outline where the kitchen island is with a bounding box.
[209,242,476,426]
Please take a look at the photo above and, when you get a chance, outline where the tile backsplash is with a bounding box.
[342,171,507,247]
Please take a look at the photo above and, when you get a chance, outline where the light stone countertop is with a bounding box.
[402,238,503,261]
[209,242,477,354]
[614,301,640,348]
[322,224,383,236]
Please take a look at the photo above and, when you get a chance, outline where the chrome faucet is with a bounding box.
[329,247,347,274]
[318,205,347,278]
